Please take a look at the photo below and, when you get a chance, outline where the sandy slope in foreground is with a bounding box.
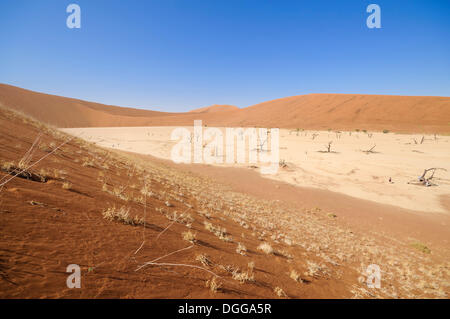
[63,127,450,214]
[1,107,449,298]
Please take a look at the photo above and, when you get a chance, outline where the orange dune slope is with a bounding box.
[1,83,449,133]
[0,84,172,127]
[225,94,450,133]
[189,104,239,113]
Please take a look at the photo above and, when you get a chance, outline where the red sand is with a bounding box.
[1,85,449,298]
[1,108,448,298]
[189,104,239,113]
[1,84,449,133]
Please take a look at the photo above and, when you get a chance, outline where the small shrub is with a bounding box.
[103,206,144,226]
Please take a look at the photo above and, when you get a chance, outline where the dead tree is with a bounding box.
[413,136,425,145]
[257,136,268,152]
[409,168,447,187]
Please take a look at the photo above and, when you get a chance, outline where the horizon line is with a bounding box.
[1,82,450,114]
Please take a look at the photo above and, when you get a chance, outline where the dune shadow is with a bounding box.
[68,188,93,198]
[254,267,272,275]
[143,223,164,232]
[0,256,18,286]
[196,240,219,250]
[250,280,272,290]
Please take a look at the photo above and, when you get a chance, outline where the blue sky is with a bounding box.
[0,0,449,112]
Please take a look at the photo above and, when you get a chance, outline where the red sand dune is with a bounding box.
[1,83,449,133]
[189,104,239,113]
[0,84,172,128]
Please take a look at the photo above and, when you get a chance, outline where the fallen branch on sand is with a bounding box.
[408,168,447,187]
[362,144,377,154]
[135,244,221,277]
[136,262,220,278]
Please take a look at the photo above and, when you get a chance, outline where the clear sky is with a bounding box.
[0,0,449,112]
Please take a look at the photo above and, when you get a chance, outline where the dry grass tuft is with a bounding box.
[274,286,287,297]
[289,269,302,282]
[196,254,213,267]
[231,268,254,284]
[62,181,72,190]
[182,230,196,243]
[204,221,233,242]
[278,249,293,260]
[411,242,431,254]
[102,206,144,226]
[257,242,274,255]
[304,260,327,278]
[81,157,95,168]
[205,277,222,293]
[236,242,247,256]
[112,186,129,201]
[1,161,15,171]
[198,210,211,219]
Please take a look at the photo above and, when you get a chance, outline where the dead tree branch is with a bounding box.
[362,144,377,154]
[408,168,447,187]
